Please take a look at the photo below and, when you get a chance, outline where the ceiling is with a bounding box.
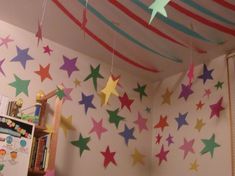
[0,0,234,81]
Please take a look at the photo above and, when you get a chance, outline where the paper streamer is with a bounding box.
[52,0,159,73]
[213,0,235,11]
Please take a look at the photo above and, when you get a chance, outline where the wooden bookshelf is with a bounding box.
[28,168,46,176]
[34,125,48,138]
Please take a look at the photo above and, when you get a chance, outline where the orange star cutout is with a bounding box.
[154,115,169,132]
[35,64,52,82]
[196,100,204,110]
[161,88,173,105]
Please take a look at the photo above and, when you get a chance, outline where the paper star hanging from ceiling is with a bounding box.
[107,108,125,128]
[166,133,174,146]
[0,35,14,48]
[194,118,205,132]
[178,83,193,101]
[60,55,79,77]
[101,76,119,105]
[11,46,34,69]
[134,112,148,133]
[198,64,214,84]
[34,64,52,82]
[187,63,194,84]
[62,86,73,103]
[43,45,53,55]
[200,134,220,158]
[0,59,6,76]
[196,100,204,110]
[175,112,188,130]
[190,160,199,172]
[44,124,54,133]
[73,78,81,87]
[56,87,65,100]
[161,88,173,105]
[79,92,96,114]
[89,117,107,140]
[155,145,169,165]
[149,0,171,24]
[98,92,107,106]
[60,115,76,137]
[101,146,117,168]
[155,133,162,144]
[9,74,30,96]
[111,74,122,88]
[133,83,147,101]
[118,92,134,112]
[209,97,224,119]
[71,134,91,156]
[119,124,136,145]
[154,115,169,132]
[214,81,224,90]
[84,64,104,91]
[35,21,43,46]
[179,138,195,159]
[203,88,211,98]
[131,148,145,166]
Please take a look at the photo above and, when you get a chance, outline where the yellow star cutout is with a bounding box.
[131,148,145,166]
[44,124,54,133]
[195,118,205,132]
[60,115,77,137]
[98,92,107,106]
[190,160,199,171]
[73,78,81,87]
[161,88,173,105]
[101,76,119,105]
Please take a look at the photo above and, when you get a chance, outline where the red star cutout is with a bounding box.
[196,100,204,110]
[155,133,162,144]
[118,92,134,111]
[155,145,169,165]
[154,115,169,132]
[43,45,53,55]
[101,146,117,168]
[209,97,224,119]
[35,21,42,46]
[34,64,52,82]
[111,74,122,87]
[203,88,211,98]
[0,35,14,48]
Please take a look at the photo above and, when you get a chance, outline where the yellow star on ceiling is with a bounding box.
[194,118,205,132]
[98,92,107,106]
[161,88,173,105]
[101,76,119,105]
[73,78,81,87]
[190,160,199,171]
[44,124,54,133]
[60,115,77,137]
[131,148,145,166]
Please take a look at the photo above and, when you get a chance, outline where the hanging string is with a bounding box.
[40,0,48,26]
[110,25,117,74]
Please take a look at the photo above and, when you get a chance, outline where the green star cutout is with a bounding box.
[133,83,147,101]
[56,87,65,100]
[9,74,30,96]
[149,0,170,24]
[71,134,91,156]
[200,134,220,158]
[214,81,224,90]
[84,64,104,91]
[107,108,125,128]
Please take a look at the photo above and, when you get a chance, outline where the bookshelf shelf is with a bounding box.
[34,125,49,138]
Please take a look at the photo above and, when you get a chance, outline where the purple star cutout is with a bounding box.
[119,124,136,145]
[11,46,34,69]
[79,92,96,114]
[60,55,79,77]
[198,64,214,84]
[178,83,193,101]
[175,112,188,130]
[166,133,174,146]
[0,59,6,76]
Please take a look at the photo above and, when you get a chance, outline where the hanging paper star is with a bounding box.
[89,118,107,140]
[0,59,6,76]
[84,64,104,91]
[209,97,224,119]
[178,83,193,101]
[179,138,195,159]
[98,92,107,106]
[155,133,162,144]
[133,83,147,101]
[149,0,171,24]
[195,118,205,132]
[190,160,199,172]
[9,74,30,96]
[101,76,119,105]
[11,46,34,69]
[215,81,224,90]
[200,134,220,158]
[161,88,173,105]
[145,107,151,113]
[60,55,79,77]
[35,21,43,45]
[131,148,145,166]
[0,35,14,48]
[62,86,73,103]
[196,100,204,110]
[107,108,125,128]
[73,78,81,87]
[44,124,54,133]
[134,112,148,133]
[203,88,211,98]
[43,45,53,55]
[175,112,188,130]
[60,115,76,137]
[119,124,136,145]
[187,63,194,84]
[111,74,122,88]
[44,170,55,176]
[79,92,96,114]
[198,64,214,84]
[101,146,117,168]
[71,134,91,156]
[34,64,52,82]
[155,145,169,165]
[166,133,174,146]
[56,87,65,100]
[118,92,134,111]
[154,115,169,132]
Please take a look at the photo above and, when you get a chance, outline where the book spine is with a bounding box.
[34,137,47,170]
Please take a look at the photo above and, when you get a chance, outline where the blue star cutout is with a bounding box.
[119,124,136,145]
[79,92,96,114]
[198,64,214,84]
[175,112,188,130]
[11,46,34,69]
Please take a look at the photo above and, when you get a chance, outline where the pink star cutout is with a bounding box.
[187,63,194,84]
[209,97,224,119]
[0,35,14,48]
[134,112,148,133]
[155,145,169,165]
[203,88,211,98]
[155,134,162,144]
[43,45,53,55]
[89,118,107,140]
[63,87,73,103]
[179,138,195,159]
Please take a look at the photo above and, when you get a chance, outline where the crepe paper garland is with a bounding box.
[52,0,159,73]
[213,0,235,11]
[78,0,181,63]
